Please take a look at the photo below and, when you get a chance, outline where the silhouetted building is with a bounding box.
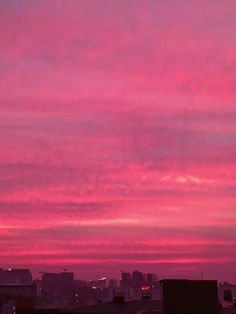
[146,273,158,286]
[0,284,36,313]
[59,272,74,303]
[161,279,220,314]
[0,269,32,285]
[108,279,118,289]
[121,272,132,288]
[88,278,106,289]
[32,280,41,299]
[41,272,74,308]
[132,270,145,288]
[41,273,60,305]
[218,281,236,308]
[74,280,88,289]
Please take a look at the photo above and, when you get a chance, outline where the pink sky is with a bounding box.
[0,0,236,281]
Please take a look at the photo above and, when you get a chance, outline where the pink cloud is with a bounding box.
[0,0,235,281]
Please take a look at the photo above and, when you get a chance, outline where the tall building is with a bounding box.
[59,272,74,305]
[41,273,61,303]
[132,270,145,288]
[121,272,132,288]
[109,279,118,289]
[41,271,74,308]
[146,273,158,286]
[97,277,106,289]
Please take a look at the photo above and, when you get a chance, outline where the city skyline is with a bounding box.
[0,266,233,312]
[0,266,225,283]
[0,0,236,281]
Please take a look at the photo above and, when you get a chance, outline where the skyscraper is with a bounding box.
[132,270,145,288]
[41,272,74,307]
[121,272,132,288]
[146,273,158,287]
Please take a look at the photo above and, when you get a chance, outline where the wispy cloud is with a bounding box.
[0,0,235,280]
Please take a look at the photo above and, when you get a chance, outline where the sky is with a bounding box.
[0,0,236,281]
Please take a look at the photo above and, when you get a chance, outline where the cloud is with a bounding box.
[0,0,235,280]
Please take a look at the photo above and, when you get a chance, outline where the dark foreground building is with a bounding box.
[161,279,220,314]
[0,284,36,313]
